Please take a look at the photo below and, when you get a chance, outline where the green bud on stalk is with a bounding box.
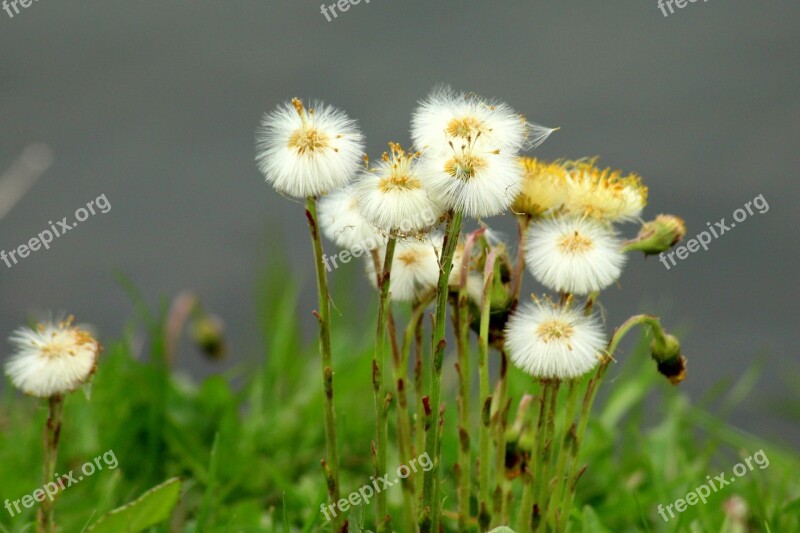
[623,214,686,256]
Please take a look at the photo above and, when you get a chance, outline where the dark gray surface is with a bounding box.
[1,1,798,445]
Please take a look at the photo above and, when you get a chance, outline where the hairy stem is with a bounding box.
[395,308,422,530]
[491,350,510,527]
[547,380,579,530]
[478,251,497,531]
[373,237,397,533]
[420,210,464,533]
[558,314,663,531]
[38,395,63,533]
[305,197,342,532]
[413,309,427,460]
[453,297,471,533]
[511,214,532,302]
[533,381,560,531]
[456,229,483,532]
[519,384,548,532]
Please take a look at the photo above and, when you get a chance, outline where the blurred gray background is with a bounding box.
[1,1,798,445]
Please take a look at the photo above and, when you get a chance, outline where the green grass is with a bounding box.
[0,265,798,533]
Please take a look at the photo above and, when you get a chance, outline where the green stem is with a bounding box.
[519,383,548,532]
[456,230,482,533]
[478,251,496,531]
[607,314,665,355]
[420,211,464,533]
[534,381,560,531]
[388,298,422,531]
[305,197,342,532]
[373,237,397,533]
[547,380,579,530]
[38,395,63,533]
[402,292,433,463]
[391,307,417,531]
[491,351,509,527]
[518,474,534,533]
[454,298,471,533]
[557,314,663,531]
[412,305,426,461]
[557,364,606,532]
[512,214,532,302]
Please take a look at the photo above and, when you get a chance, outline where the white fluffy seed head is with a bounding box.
[354,143,444,235]
[504,302,606,380]
[318,186,386,252]
[5,317,101,398]
[418,144,524,219]
[410,88,554,219]
[366,236,440,302]
[410,86,550,155]
[525,216,626,295]
[256,98,365,198]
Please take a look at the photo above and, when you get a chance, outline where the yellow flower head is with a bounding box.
[563,159,648,222]
[512,157,568,216]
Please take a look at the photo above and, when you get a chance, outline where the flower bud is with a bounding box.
[468,242,515,349]
[650,333,686,385]
[190,313,227,360]
[623,214,686,256]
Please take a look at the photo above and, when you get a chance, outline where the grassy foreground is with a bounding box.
[0,266,798,533]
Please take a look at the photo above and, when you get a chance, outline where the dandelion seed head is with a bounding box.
[319,186,386,252]
[526,216,626,295]
[505,302,605,380]
[411,86,539,155]
[256,98,364,198]
[418,144,523,218]
[411,88,551,218]
[366,236,440,302]
[5,316,101,398]
[354,143,444,235]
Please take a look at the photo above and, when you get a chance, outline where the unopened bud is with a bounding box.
[623,214,686,256]
[466,242,515,348]
[650,333,686,385]
[190,314,226,360]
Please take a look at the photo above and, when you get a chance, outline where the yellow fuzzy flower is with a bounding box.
[512,157,568,216]
[563,159,648,222]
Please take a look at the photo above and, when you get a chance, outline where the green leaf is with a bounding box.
[197,433,220,529]
[581,505,612,533]
[87,477,182,533]
[782,496,800,514]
